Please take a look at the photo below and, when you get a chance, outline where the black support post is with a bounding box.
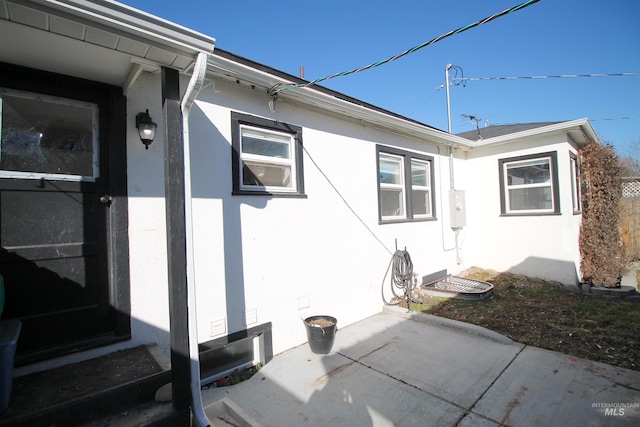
[161,66,192,417]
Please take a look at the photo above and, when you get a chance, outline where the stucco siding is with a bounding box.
[119,73,461,355]
[459,136,582,285]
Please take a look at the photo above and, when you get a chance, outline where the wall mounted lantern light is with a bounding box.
[136,109,157,150]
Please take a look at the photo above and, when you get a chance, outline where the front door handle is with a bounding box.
[99,195,113,205]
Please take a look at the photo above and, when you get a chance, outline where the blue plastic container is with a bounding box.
[0,319,21,414]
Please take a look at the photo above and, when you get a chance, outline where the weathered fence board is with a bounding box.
[621,178,640,261]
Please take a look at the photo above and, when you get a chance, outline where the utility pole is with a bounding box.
[445,63,453,133]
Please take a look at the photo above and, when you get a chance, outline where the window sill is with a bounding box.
[232,190,307,199]
[499,212,562,217]
[379,217,437,225]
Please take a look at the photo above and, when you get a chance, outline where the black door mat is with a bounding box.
[0,345,168,426]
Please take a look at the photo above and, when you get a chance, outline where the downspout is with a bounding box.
[438,145,455,253]
[181,51,210,427]
[445,63,462,264]
[450,145,462,265]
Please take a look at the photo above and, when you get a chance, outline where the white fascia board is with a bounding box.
[207,53,472,150]
[288,89,473,148]
[471,118,600,148]
[24,0,215,54]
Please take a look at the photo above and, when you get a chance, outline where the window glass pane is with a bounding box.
[200,337,257,382]
[379,155,403,185]
[507,159,550,185]
[412,189,430,216]
[509,187,552,210]
[380,188,404,217]
[0,90,98,178]
[241,128,291,159]
[243,161,292,188]
[411,160,429,186]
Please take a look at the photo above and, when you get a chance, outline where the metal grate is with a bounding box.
[420,275,493,300]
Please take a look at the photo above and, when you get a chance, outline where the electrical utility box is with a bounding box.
[449,190,466,229]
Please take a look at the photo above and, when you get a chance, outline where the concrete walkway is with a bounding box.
[202,307,640,426]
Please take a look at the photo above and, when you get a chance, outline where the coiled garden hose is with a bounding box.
[381,249,416,309]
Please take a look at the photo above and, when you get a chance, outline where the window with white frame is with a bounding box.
[231,112,304,196]
[498,151,560,215]
[377,146,435,222]
[570,152,581,213]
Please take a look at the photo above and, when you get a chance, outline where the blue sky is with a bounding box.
[120,0,639,156]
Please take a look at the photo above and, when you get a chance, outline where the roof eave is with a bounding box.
[470,118,600,148]
[25,0,215,54]
[208,50,472,149]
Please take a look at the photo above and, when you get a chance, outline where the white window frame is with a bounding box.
[379,153,406,220]
[239,124,297,193]
[499,151,560,215]
[231,112,304,197]
[570,153,581,214]
[411,158,432,219]
[377,146,435,223]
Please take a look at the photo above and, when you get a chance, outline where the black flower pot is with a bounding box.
[303,315,337,354]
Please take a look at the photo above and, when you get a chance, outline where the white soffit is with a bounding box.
[0,0,215,83]
[1,18,132,85]
[49,14,84,38]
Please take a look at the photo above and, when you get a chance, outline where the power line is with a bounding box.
[268,0,541,97]
[591,116,640,122]
[452,72,640,82]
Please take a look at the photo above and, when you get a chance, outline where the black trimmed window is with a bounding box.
[377,146,435,222]
[499,151,560,215]
[231,112,304,196]
[570,152,581,214]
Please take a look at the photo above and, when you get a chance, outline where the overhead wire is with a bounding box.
[300,144,393,256]
[590,116,640,122]
[449,71,640,126]
[268,0,541,97]
[452,72,640,82]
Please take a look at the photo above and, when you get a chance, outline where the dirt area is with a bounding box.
[410,268,640,372]
[304,318,336,328]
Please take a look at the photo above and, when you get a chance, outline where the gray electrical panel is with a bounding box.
[449,190,466,229]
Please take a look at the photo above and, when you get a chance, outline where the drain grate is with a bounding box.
[420,275,493,300]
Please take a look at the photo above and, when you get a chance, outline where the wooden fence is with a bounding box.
[621,178,640,261]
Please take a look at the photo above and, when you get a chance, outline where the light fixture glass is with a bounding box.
[136,109,157,149]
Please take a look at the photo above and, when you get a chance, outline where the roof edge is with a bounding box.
[26,0,215,54]
[471,118,600,148]
[210,49,472,148]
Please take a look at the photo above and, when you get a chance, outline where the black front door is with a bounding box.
[0,63,130,364]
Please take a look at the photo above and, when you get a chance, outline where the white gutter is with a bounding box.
[181,51,211,427]
[206,53,473,150]
[468,118,599,148]
[207,54,601,153]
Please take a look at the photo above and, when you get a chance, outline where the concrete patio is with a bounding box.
[201,306,640,426]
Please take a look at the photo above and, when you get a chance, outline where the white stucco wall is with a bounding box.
[124,72,465,356]
[458,136,582,285]
[125,73,172,354]
[123,71,583,361]
[186,78,466,355]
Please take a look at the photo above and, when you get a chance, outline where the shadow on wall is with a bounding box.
[188,105,269,335]
[505,256,580,286]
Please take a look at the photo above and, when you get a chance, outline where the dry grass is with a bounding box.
[411,271,640,371]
